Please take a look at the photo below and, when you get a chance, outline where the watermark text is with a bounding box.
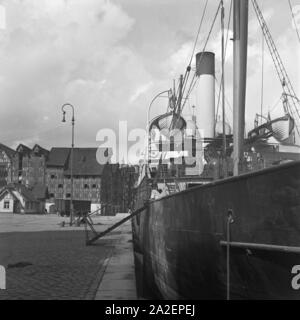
[291,265,300,290]
[0,265,5,290]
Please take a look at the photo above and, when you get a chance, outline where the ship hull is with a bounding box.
[132,161,300,299]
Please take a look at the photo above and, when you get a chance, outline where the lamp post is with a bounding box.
[61,103,75,226]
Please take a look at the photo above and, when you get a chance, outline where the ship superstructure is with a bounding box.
[132,0,300,300]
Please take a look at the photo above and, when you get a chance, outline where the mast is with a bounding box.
[233,0,249,176]
[177,74,184,115]
[221,0,227,177]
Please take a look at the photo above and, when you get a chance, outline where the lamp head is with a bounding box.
[62,111,66,123]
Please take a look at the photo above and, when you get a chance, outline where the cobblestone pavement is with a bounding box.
[0,214,119,300]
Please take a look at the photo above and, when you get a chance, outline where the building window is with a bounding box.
[4,201,9,209]
[51,174,56,179]
[58,184,63,188]
[66,193,71,198]
[49,193,55,198]
[92,184,97,189]
[84,184,89,189]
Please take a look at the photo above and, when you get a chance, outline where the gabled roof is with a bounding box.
[0,143,17,159]
[0,188,14,201]
[13,184,37,201]
[0,183,38,202]
[64,148,107,176]
[46,148,70,167]
[16,144,31,155]
[46,147,112,175]
[32,144,49,157]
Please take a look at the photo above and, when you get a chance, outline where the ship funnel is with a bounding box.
[196,51,215,77]
[195,51,215,138]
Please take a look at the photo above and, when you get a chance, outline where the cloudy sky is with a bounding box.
[0,0,299,158]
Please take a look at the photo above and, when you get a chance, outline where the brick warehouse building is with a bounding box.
[1,143,137,216]
[0,143,49,187]
[0,143,17,187]
[46,147,108,215]
[15,144,49,187]
[0,143,49,213]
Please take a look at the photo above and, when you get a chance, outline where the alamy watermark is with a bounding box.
[292,265,300,290]
[0,265,5,290]
[95,121,204,168]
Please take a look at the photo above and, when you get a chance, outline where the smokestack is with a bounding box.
[195,51,215,138]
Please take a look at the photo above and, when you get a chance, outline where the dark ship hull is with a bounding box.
[132,160,300,299]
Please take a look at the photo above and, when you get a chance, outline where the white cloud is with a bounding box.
[0,0,299,149]
[0,0,136,147]
[167,42,194,77]
[129,81,153,103]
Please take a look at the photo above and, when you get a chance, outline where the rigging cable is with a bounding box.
[215,0,233,126]
[260,11,265,125]
[188,0,209,67]
[268,95,283,113]
[288,0,300,44]
[215,77,233,119]
[181,1,222,114]
[170,1,221,130]
[251,0,300,136]
[174,0,209,114]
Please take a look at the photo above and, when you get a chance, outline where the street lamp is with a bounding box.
[61,103,75,226]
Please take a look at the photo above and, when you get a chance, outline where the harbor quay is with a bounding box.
[0,213,137,300]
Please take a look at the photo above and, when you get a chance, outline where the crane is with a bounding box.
[251,0,300,136]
